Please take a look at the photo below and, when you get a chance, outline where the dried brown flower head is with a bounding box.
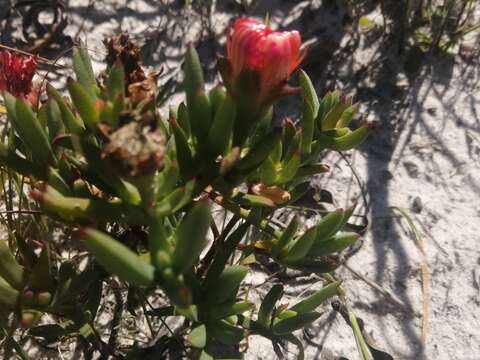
[102,117,166,177]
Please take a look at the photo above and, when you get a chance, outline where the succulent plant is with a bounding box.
[0,19,372,359]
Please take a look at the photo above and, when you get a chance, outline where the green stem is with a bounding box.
[210,193,281,239]
[346,302,372,360]
[321,273,372,360]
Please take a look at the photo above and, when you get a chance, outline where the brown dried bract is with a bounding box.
[104,33,146,85]
[251,183,291,205]
[102,119,166,177]
[127,70,161,105]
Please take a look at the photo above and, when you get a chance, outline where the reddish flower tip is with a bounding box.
[0,51,37,98]
[226,18,306,102]
[30,190,44,201]
[73,228,89,240]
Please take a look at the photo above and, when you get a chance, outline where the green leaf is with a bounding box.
[276,152,301,183]
[282,118,297,154]
[205,265,247,304]
[272,217,298,257]
[208,301,255,321]
[72,46,97,97]
[0,275,19,307]
[177,102,191,138]
[75,139,141,205]
[148,217,171,270]
[47,84,85,134]
[67,79,98,129]
[0,240,25,290]
[160,268,192,308]
[302,103,315,157]
[35,185,146,224]
[337,104,359,128]
[207,95,236,157]
[314,209,345,243]
[283,227,316,262]
[258,284,283,327]
[184,45,212,141]
[171,118,195,179]
[340,205,355,228]
[111,92,124,126]
[288,182,310,204]
[289,281,340,313]
[28,245,55,291]
[46,99,65,142]
[106,61,125,100]
[269,137,283,164]
[155,157,179,199]
[207,320,245,346]
[317,90,340,127]
[322,127,351,138]
[202,224,249,291]
[171,200,210,274]
[188,324,207,348]
[47,168,72,196]
[296,163,330,178]
[154,179,196,217]
[317,124,372,151]
[209,85,227,116]
[283,128,302,165]
[80,228,155,286]
[283,257,339,273]
[0,142,43,178]
[236,129,282,171]
[199,351,214,360]
[184,45,205,104]
[308,232,359,257]
[299,70,319,157]
[5,94,55,167]
[272,312,321,335]
[299,70,319,116]
[238,193,276,208]
[321,97,352,130]
[258,156,277,186]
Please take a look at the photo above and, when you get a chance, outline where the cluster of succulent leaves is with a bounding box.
[0,40,370,359]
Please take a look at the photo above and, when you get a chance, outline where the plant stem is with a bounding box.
[209,192,282,239]
[321,273,372,360]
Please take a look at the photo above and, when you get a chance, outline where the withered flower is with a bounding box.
[104,33,145,85]
[101,113,166,177]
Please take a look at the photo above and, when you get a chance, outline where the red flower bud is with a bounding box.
[225,18,305,103]
[0,51,37,98]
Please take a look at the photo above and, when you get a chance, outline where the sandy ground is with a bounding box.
[2,0,480,359]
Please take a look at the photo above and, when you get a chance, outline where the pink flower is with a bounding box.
[0,51,37,98]
[225,18,305,103]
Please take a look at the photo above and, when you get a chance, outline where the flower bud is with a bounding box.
[223,18,305,106]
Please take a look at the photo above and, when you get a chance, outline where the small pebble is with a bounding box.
[412,196,423,213]
[403,161,419,178]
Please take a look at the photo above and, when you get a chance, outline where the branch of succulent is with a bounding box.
[0,18,374,359]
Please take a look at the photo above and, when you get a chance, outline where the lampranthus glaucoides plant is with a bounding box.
[0,18,374,359]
